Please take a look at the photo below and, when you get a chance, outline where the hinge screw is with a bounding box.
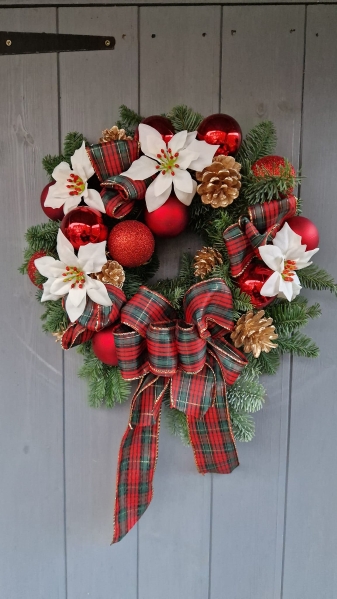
[105,39,111,47]
[6,39,12,46]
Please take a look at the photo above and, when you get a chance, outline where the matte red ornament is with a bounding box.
[144,195,189,238]
[108,220,155,268]
[197,113,242,156]
[286,215,320,251]
[237,261,276,308]
[60,206,108,251]
[40,182,64,221]
[92,327,119,366]
[134,115,174,144]
[27,250,46,289]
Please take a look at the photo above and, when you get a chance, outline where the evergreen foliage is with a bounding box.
[230,412,255,443]
[297,264,337,295]
[39,296,69,334]
[242,161,299,204]
[19,221,59,273]
[42,132,86,179]
[227,378,265,413]
[165,105,204,132]
[116,105,143,137]
[276,332,319,358]
[236,121,277,166]
[266,297,321,336]
[163,391,190,446]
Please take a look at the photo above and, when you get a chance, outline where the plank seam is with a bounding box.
[2,3,337,9]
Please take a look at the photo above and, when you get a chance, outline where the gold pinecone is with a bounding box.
[95,260,125,288]
[99,126,132,143]
[231,310,278,358]
[196,155,241,208]
[52,330,65,343]
[194,247,223,279]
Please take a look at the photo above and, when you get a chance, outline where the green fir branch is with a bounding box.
[297,264,337,295]
[227,378,265,413]
[40,297,69,334]
[255,349,280,375]
[266,297,321,336]
[63,131,86,160]
[162,391,190,446]
[42,154,65,180]
[230,411,255,442]
[116,105,143,136]
[276,332,319,358]
[242,161,299,204]
[165,105,204,132]
[236,121,277,166]
[231,287,253,314]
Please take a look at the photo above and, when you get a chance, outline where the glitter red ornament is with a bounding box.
[27,250,46,289]
[197,113,242,156]
[108,220,155,268]
[60,206,108,251]
[286,215,320,251]
[252,156,296,192]
[40,182,64,221]
[237,261,276,308]
[92,327,119,366]
[144,195,189,238]
[134,115,174,144]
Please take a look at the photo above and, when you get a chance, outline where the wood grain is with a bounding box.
[282,7,337,598]
[0,0,335,5]
[58,7,138,598]
[211,7,305,599]
[0,8,65,599]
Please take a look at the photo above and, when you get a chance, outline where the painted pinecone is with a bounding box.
[231,310,278,359]
[196,155,242,208]
[194,247,223,279]
[94,260,125,288]
[99,126,132,143]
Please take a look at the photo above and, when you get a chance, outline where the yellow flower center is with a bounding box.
[66,173,85,196]
[281,259,297,282]
[155,147,180,176]
[62,266,86,289]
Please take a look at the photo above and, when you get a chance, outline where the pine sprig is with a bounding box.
[42,154,66,180]
[116,105,143,137]
[227,378,265,413]
[165,105,204,132]
[242,161,299,204]
[77,342,130,408]
[266,298,321,336]
[40,297,69,334]
[42,132,85,178]
[255,349,280,375]
[20,221,60,273]
[231,287,253,315]
[236,121,277,166]
[230,411,255,442]
[297,264,337,295]
[276,332,319,358]
[163,392,190,446]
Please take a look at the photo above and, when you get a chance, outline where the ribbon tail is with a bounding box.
[112,375,169,543]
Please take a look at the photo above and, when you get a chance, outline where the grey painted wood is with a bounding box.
[58,7,139,598]
[282,7,337,598]
[0,8,66,599]
[0,0,335,5]
[138,7,221,599]
[211,7,305,599]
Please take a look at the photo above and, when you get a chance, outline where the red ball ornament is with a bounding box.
[60,206,108,251]
[135,115,174,144]
[108,220,155,268]
[40,182,64,221]
[144,195,189,238]
[286,215,319,251]
[252,156,296,192]
[27,250,46,289]
[197,113,242,156]
[92,327,119,366]
[237,261,276,308]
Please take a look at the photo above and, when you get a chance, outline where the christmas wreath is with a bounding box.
[20,105,337,543]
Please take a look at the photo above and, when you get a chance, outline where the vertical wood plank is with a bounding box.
[211,8,305,599]
[0,8,65,599]
[283,7,337,599]
[138,7,221,599]
[58,7,138,598]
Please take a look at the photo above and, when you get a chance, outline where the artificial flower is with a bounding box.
[258,222,319,301]
[121,124,219,212]
[44,141,105,214]
[35,229,112,322]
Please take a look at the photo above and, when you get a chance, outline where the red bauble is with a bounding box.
[40,182,64,221]
[197,113,242,156]
[144,195,189,238]
[92,327,118,366]
[134,115,174,144]
[286,215,319,251]
[108,220,155,267]
[237,261,276,308]
[252,155,296,187]
[60,206,108,251]
[27,250,46,288]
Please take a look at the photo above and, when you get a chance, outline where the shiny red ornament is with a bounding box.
[197,113,242,156]
[27,250,46,289]
[286,215,320,251]
[108,220,155,268]
[92,327,119,366]
[40,182,64,221]
[237,261,276,308]
[144,195,189,238]
[134,115,174,144]
[60,206,108,251]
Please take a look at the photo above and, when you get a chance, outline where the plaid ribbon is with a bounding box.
[61,284,126,349]
[112,279,248,543]
[223,196,297,277]
[86,140,153,218]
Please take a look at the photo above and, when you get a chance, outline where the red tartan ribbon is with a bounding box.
[111,279,248,543]
[86,140,153,218]
[223,196,297,277]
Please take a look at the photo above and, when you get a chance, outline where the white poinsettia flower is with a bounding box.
[121,124,219,212]
[34,229,112,322]
[44,141,105,215]
[258,222,319,301]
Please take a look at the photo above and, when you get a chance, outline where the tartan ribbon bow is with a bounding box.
[111,279,248,543]
[223,196,297,277]
[86,140,153,219]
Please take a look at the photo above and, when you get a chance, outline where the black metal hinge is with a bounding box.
[0,32,115,55]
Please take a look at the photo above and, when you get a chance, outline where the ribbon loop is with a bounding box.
[176,321,207,373]
[121,286,176,337]
[184,278,235,337]
[147,322,178,376]
[113,324,149,379]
